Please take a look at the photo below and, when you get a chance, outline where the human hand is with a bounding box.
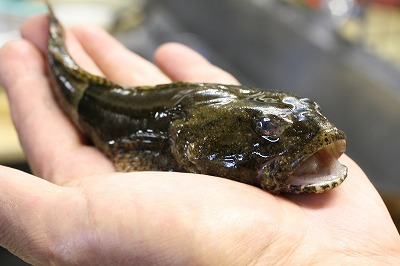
[0,15,399,265]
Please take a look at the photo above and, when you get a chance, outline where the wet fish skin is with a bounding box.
[45,0,347,193]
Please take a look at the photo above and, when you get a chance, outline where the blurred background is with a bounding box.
[1,0,399,263]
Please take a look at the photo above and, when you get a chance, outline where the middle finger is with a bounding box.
[71,25,171,86]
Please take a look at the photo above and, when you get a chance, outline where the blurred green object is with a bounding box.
[0,0,47,46]
[0,0,46,17]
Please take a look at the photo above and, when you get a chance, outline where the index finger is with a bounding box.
[0,16,115,184]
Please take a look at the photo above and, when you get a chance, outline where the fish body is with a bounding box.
[45,0,347,193]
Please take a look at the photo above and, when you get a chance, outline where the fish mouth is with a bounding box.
[284,140,347,193]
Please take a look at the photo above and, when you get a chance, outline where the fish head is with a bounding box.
[251,94,347,193]
[171,85,347,193]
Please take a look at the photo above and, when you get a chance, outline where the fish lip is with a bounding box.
[283,139,348,193]
[258,130,348,194]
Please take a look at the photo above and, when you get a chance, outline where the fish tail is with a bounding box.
[44,0,54,16]
[45,0,59,28]
[45,0,70,57]
[45,0,117,127]
[45,0,84,124]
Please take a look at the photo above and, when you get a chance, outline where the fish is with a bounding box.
[44,0,347,194]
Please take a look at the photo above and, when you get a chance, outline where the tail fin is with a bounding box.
[44,0,58,25]
[45,0,69,58]
[44,0,54,16]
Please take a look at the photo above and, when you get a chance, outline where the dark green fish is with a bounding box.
[45,0,347,193]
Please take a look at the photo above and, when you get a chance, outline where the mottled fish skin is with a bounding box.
[45,0,347,193]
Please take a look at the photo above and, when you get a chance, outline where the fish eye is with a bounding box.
[255,117,281,142]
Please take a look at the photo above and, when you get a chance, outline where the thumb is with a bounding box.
[0,166,62,265]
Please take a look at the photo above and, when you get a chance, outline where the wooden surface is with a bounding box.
[0,87,24,164]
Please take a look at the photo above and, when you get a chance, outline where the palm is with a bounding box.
[0,15,398,265]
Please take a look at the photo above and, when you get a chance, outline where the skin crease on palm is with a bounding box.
[0,14,398,265]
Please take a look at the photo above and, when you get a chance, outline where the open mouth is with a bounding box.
[286,140,347,192]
